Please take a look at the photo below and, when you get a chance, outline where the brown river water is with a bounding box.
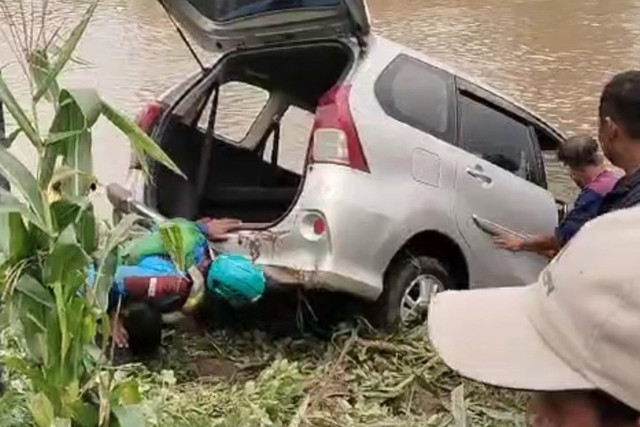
[2,0,640,214]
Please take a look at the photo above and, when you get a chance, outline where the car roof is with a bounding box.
[368,35,566,141]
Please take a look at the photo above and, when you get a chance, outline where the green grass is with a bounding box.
[136,322,529,426]
[0,318,529,426]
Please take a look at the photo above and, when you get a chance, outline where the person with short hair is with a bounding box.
[598,70,640,213]
[429,208,640,427]
[92,217,265,356]
[494,134,618,256]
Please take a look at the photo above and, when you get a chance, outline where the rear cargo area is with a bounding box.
[152,42,353,223]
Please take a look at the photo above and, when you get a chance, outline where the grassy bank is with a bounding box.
[141,321,528,426]
[0,319,528,426]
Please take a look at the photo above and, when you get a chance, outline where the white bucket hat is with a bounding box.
[428,207,640,411]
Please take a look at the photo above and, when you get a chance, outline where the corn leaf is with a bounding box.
[49,165,95,193]
[32,1,98,103]
[47,89,101,196]
[28,392,55,427]
[112,405,146,427]
[39,142,64,190]
[7,213,32,261]
[0,145,47,230]
[46,226,91,300]
[0,187,47,232]
[101,101,186,179]
[50,199,82,233]
[0,72,42,150]
[93,214,139,311]
[15,274,54,310]
[159,221,186,271]
[28,49,60,104]
[46,129,84,145]
[62,131,92,197]
[46,228,90,362]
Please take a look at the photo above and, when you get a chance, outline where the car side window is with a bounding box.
[375,55,455,144]
[457,93,537,182]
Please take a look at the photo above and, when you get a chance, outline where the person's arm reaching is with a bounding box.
[493,233,561,257]
[197,218,243,241]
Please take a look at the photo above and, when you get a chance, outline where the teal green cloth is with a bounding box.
[207,254,265,306]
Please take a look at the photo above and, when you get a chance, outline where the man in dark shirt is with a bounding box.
[494,135,618,257]
[597,70,640,213]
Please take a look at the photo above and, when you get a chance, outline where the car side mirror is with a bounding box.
[556,199,569,223]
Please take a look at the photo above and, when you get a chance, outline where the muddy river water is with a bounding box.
[2,0,640,214]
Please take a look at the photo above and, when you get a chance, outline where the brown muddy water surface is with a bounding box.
[2,0,639,213]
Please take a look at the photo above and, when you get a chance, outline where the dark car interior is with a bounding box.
[152,42,352,223]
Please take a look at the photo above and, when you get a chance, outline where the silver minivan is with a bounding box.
[126,0,567,327]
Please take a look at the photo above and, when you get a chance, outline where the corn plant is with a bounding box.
[0,1,184,425]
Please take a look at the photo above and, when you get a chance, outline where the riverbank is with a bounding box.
[0,325,526,427]
[0,322,528,426]
[148,323,528,426]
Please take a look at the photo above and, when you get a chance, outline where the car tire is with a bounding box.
[368,255,451,329]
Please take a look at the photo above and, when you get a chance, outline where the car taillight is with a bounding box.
[309,84,369,172]
[135,100,166,134]
[131,100,166,170]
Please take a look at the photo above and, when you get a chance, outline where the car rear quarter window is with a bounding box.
[458,93,538,182]
[375,54,455,144]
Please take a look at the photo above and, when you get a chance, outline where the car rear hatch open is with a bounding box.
[157,0,371,52]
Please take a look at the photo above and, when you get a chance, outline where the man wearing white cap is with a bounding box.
[429,207,640,426]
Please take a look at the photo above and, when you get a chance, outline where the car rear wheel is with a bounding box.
[368,255,451,329]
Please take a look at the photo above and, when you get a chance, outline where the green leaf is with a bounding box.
[45,309,62,371]
[47,89,100,197]
[0,72,43,150]
[76,204,97,255]
[32,1,98,103]
[71,402,99,427]
[159,221,186,271]
[0,188,47,232]
[7,213,31,260]
[61,89,102,128]
[28,392,54,427]
[93,214,139,311]
[52,418,72,427]
[28,49,60,103]
[46,227,90,298]
[52,280,71,367]
[50,165,96,196]
[50,200,81,232]
[46,129,85,145]
[39,142,64,189]
[112,404,146,427]
[93,252,116,312]
[101,101,185,180]
[0,145,47,228]
[62,131,92,197]
[112,379,142,405]
[15,274,54,309]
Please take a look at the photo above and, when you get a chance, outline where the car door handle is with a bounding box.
[465,167,493,184]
